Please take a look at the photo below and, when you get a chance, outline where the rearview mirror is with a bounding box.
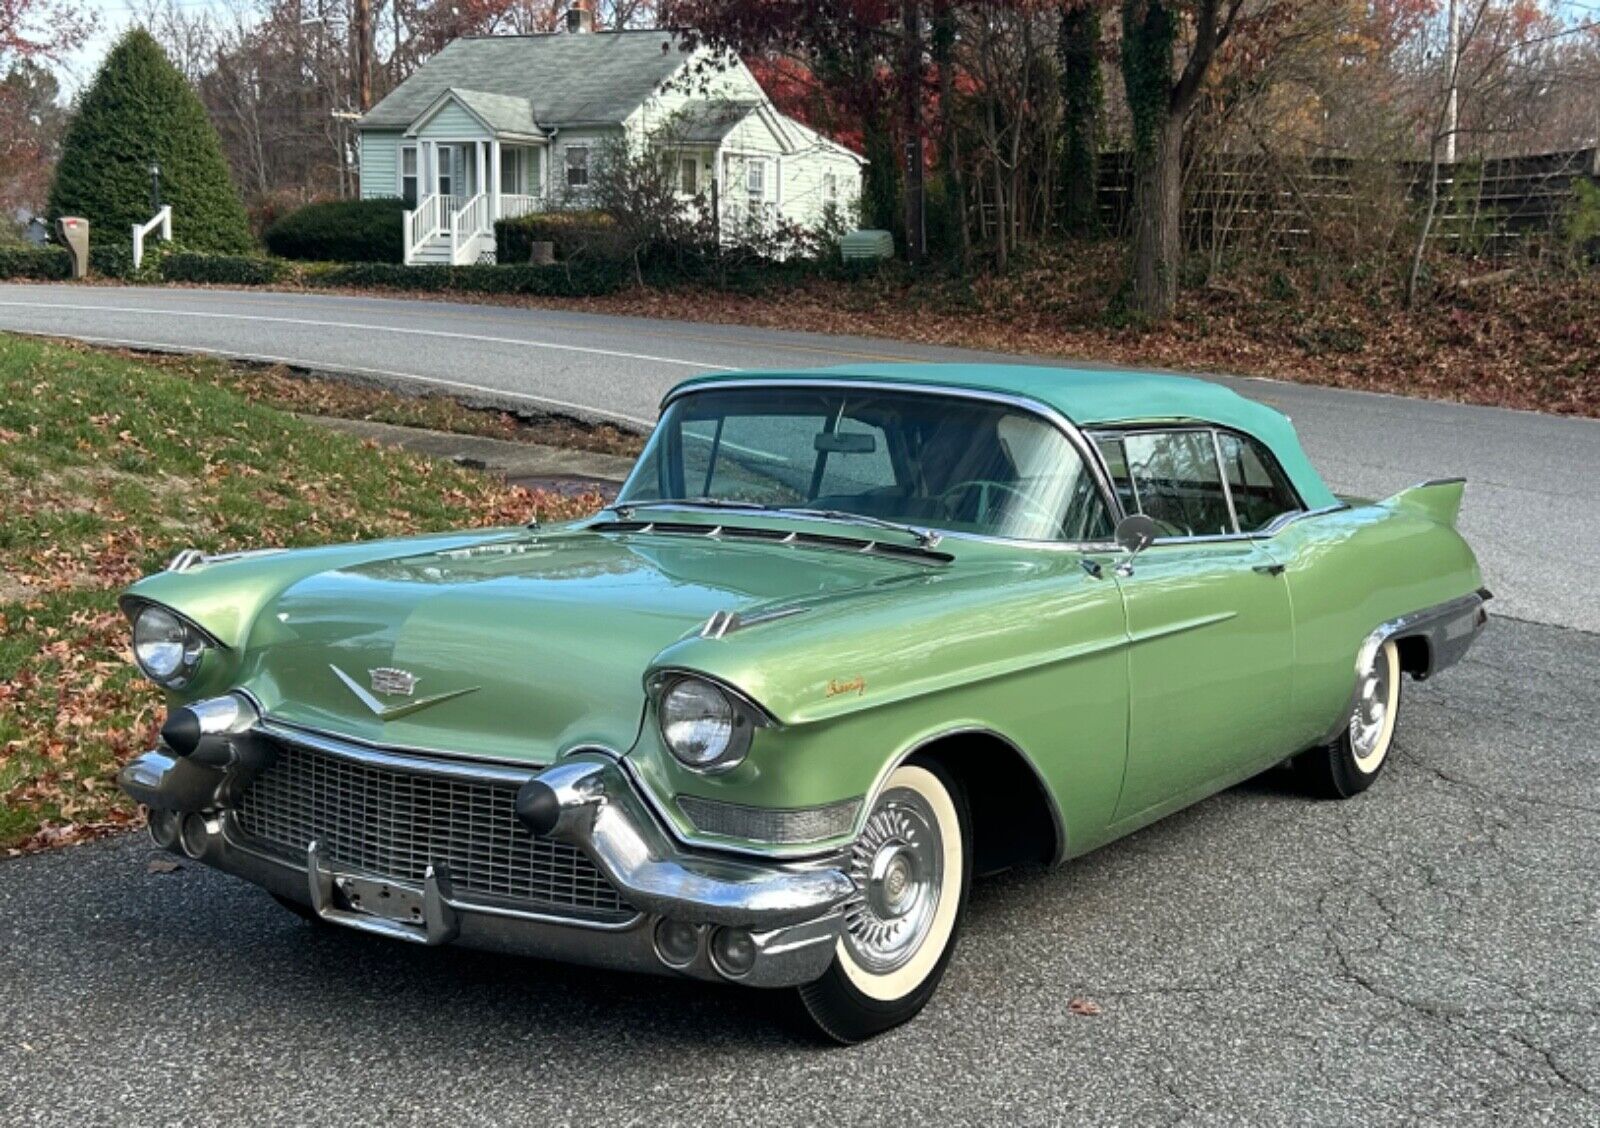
[814,431,877,455]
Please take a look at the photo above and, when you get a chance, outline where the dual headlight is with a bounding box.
[653,673,763,774]
[130,604,210,688]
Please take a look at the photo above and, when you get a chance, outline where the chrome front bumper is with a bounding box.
[120,730,853,989]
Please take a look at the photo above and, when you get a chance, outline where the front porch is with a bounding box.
[404,137,546,265]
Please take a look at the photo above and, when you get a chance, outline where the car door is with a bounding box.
[1096,429,1297,823]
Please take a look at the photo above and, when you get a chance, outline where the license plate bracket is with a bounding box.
[334,873,426,926]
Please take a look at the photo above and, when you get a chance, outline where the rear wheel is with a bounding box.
[1299,639,1403,799]
[797,760,971,1044]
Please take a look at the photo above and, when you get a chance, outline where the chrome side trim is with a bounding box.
[1315,589,1490,747]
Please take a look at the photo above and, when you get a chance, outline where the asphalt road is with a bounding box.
[1,616,1596,1126]
[1,285,1597,1126]
[0,284,1597,631]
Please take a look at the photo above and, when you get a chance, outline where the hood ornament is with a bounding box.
[329,665,478,720]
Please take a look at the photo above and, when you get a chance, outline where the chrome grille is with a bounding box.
[234,739,632,921]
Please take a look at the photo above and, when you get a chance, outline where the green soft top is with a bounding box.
[669,363,1338,510]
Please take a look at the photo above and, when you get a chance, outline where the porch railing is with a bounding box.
[499,193,543,221]
[450,192,491,265]
[403,194,446,265]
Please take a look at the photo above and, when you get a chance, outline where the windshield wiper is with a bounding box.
[775,507,943,549]
[611,497,772,518]
[611,499,943,549]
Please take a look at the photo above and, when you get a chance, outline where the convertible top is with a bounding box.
[669,363,1339,510]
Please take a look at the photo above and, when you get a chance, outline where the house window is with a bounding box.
[746,159,766,203]
[680,157,698,196]
[566,146,589,189]
[822,171,838,206]
[500,148,521,195]
[400,145,418,207]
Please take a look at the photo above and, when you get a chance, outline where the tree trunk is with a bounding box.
[901,0,926,261]
[1129,118,1182,319]
[1057,3,1102,236]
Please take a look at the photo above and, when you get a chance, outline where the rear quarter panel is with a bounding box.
[1272,502,1483,749]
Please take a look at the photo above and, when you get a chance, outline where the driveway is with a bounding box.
[1,285,1597,1126]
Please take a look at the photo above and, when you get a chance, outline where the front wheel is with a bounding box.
[1298,638,1403,799]
[797,760,971,1044]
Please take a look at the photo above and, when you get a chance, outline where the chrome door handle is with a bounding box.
[1253,562,1286,576]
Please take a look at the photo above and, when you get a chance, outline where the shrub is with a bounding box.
[46,29,254,254]
[305,260,628,297]
[264,198,407,263]
[493,210,620,264]
[160,253,286,285]
[0,246,72,280]
[88,242,138,279]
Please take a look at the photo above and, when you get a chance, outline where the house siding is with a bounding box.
[414,102,489,140]
[549,127,621,204]
[359,131,402,199]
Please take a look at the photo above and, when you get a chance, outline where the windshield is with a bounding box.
[618,386,1114,542]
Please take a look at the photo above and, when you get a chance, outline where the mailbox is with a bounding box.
[56,216,90,279]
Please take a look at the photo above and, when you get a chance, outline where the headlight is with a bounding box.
[132,605,208,687]
[657,676,756,773]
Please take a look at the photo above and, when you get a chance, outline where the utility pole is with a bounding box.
[902,0,926,262]
[1444,0,1459,164]
[353,0,372,112]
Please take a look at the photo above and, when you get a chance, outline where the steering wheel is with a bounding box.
[938,479,1059,534]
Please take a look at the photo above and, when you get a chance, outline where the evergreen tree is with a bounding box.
[47,29,253,254]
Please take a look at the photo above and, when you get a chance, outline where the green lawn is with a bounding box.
[0,334,593,852]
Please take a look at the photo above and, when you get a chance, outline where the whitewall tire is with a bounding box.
[797,760,970,1043]
[1299,639,1404,799]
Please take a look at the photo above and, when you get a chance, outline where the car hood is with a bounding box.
[240,529,920,763]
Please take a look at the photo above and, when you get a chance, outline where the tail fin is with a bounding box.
[1381,478,1465,527]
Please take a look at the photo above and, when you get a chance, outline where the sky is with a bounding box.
[57,0,1600,96]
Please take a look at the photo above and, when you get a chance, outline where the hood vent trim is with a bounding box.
[588,520,953,566]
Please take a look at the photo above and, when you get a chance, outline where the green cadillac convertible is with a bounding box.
[118,364,1488,1041]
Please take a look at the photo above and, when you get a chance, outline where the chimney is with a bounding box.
[564,0,595,33]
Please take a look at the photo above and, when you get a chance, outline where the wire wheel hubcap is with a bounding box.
[842,788,943,975]
[1350,643,1395,770]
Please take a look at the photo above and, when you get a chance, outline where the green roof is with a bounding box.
[670,363,1337,509]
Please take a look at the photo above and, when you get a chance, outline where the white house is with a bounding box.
[356,16,866,265]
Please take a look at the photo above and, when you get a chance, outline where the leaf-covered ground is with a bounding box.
[563,251,1598,417]
[0,334,601,853]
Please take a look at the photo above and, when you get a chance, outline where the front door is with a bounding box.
[1096,429,1296,822]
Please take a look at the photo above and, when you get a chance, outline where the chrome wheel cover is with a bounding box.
[1350,643,1395,769]
[841,787,944,975]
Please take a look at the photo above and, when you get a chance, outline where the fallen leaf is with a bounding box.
[147,858,184,874]
[1068,996,1103,1017]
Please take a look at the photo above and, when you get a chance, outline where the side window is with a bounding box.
[400,145,418,206]
[565,146,589,189]
[1116,431,1236,538]
[1217,432,1302,532]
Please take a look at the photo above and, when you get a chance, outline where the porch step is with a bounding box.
[409,237,453,265]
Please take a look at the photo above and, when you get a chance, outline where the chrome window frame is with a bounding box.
[1085,422,1324,545]
[636,379,1125,552]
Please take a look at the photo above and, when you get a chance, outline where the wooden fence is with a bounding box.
[1095,146,1600,256]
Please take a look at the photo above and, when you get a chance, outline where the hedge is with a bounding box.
[0,246,73,280]
[47,30,253,254]
[264,198,407,263]
[303,260,628,296]
[493,210,620,264]
[160,252,286,285]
